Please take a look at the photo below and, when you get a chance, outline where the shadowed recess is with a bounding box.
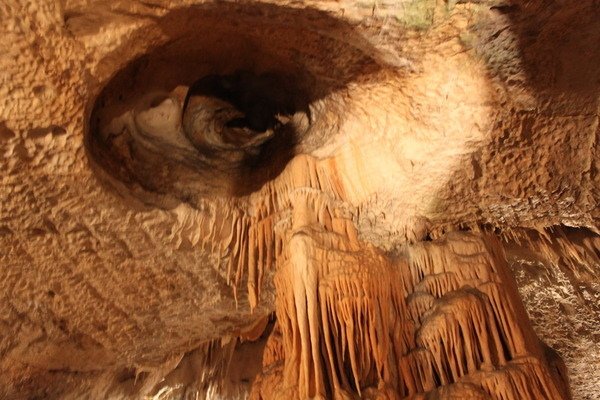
[87,2,388,206]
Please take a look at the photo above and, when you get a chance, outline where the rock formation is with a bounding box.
[0,0,598,399]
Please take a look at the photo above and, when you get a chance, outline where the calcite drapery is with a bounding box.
[1,0,599,398]
[249,188,569,399]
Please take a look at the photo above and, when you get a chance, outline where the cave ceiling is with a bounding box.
[0,0,599,399]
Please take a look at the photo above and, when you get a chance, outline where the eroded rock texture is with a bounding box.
[250,197,569,399]
[0,0,598,399]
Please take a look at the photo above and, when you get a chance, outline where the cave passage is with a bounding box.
[86,2,385,203]
[182,71,296,133]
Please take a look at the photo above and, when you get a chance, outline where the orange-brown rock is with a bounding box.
[0,0,598,399]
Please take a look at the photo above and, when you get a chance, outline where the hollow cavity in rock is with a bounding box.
[86,3,385,204]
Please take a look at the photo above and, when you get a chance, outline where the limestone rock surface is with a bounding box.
[0,0,598,399]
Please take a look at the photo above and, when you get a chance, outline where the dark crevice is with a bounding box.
[86,2,388,206]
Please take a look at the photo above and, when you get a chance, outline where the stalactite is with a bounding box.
[172,159,573,399]
[251,191,571,399]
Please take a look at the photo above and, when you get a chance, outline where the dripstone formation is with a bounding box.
[1,0,598,399]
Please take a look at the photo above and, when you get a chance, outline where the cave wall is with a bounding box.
[0,0,598,398]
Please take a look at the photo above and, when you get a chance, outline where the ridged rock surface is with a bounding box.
[0,0,598,399]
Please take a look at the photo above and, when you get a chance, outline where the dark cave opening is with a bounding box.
[85,2,387,206]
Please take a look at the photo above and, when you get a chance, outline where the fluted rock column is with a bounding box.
[251,191,570,399]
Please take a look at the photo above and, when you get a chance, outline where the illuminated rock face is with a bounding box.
[249,192,569,399]
[0,0,598,399]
